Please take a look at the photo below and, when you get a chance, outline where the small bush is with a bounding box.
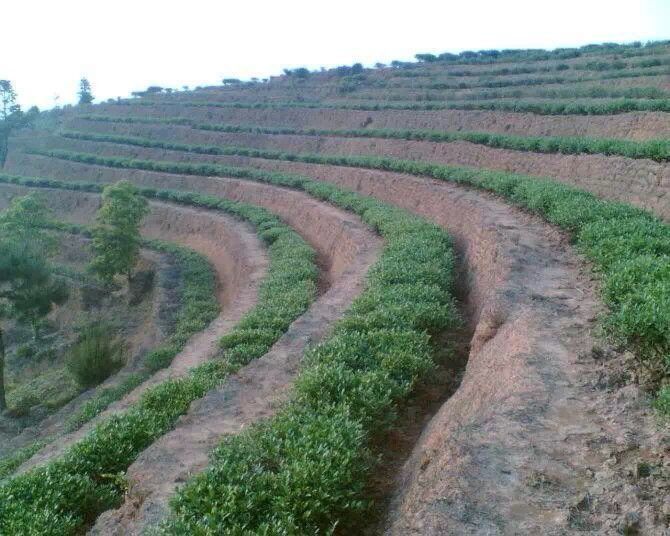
[66,325,125,388]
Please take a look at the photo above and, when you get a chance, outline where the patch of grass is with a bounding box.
[66,324,125,388]
[0,441,45,481]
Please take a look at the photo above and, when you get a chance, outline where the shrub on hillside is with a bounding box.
[66,324,125,388]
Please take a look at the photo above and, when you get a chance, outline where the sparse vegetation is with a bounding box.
[0,195,68,409]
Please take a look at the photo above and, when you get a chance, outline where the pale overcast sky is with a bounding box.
[3,0,669,110]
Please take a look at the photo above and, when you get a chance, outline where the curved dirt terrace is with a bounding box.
[0,184,269,473]
[4,149,386,535]
[38,146,668,533]
[63,119,670,220]
[91,208,383,536]
[382,73,670,92]
[85,103,670,139]
[6,146,376,287]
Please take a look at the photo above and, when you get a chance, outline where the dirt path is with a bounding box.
[91,210,382,535]
[0,186,269,472]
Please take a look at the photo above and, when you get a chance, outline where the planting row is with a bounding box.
[400,54,670,79]
[0,175,317,534]
[75,117,670,162]
[38,144,670,404]
[317,67,670,92]
[127,96,670,115]
[347,84,670,103]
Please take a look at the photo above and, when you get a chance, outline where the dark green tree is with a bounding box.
[78,78,94,105]
[89,181,149,284]
[0,195,69,410]
[0,194,66,341]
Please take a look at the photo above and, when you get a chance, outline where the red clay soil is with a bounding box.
[28,147,668,533]
[89,102,670,139]
[0,185,269,472]
[63,119,670,221]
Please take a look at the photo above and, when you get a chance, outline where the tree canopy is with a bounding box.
[89,181,149,283]
[0,195,69,410]
[78,78,94,105]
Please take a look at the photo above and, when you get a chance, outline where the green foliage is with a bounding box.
[654,386,670,415]
[63,373,145,432]
[0,80,39,167]
[89,180,149,283]
[0,193,56,249]
[66,324,125,388]
[0,441,45,481]
[0,360,228,535]
[0,209,68,408]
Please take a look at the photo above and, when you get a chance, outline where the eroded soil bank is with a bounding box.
[29,120,670,222]
[88,102,670,139]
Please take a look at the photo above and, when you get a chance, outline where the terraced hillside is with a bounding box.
[0,40,669,535]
